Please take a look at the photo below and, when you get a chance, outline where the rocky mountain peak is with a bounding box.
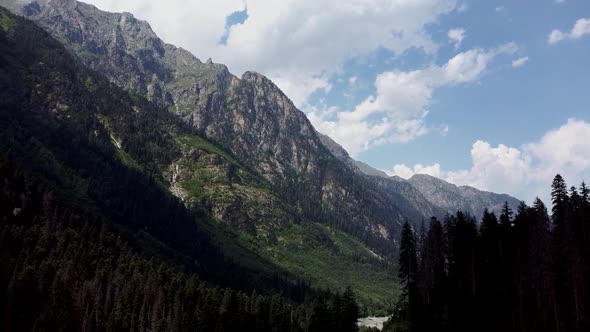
[407,173,521,218]
[1,0,523,247]
[241,70,272,84]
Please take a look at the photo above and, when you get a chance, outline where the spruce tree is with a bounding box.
[340,287,360,332]
[398,221,418,325]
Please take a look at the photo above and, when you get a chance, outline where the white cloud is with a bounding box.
[309,43,517,155]
[390,163,442,178]
[457,3,468,13]
[524,119,590,182]
[389,119,590,203]
[84,0,458,107]
[447,28,465,49]
[444,141,532,195]
[271,74,332,107]
[571,18,590,39]
[548,18,590,45]
[549,30,568,44]
[391,164,415,179]
[512,56,529,68]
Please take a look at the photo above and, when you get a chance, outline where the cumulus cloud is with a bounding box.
[391,163,442,179]
[511,56,529,68]
[389,119,590,203]
[308,43,517,155]
[448,28,465,49]
[444,141,532,195]
[84,0,458,107]
[548,18,590,45]
[549,30,568,44]
[571,18,590,39]
[457,3,468,13]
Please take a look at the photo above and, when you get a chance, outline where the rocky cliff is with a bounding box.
[407,174,521,218]
[3,0,521,246]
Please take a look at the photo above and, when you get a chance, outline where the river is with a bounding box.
[357,316,389,330]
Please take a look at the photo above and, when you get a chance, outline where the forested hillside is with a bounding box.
[0,0,407,312]
[0,7,365,331]
[4,1,576,331]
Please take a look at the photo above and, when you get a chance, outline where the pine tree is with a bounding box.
[398,221,418,324]
[339,287,360,332]
[551,174,572,332]
[478,208,500,332]
[551,174,569,228]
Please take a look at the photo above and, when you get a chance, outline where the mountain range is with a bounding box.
[0,0,521,315]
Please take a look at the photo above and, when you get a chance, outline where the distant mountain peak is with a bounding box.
[407,173,521,218]
[315,134,521,219]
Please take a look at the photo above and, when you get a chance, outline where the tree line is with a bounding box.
[0,161,360,332]
[389,174,589,332]
[0,10,362,330]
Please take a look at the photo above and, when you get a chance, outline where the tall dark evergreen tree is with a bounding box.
[551,174,573,332]
[397,221,418,325]
[551,174,569,229]
[386,175,590,332]
[478,208,501,332]
[339,287,360,332]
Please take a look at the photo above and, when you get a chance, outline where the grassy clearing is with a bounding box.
[0,13,14,32]
[233,222,399,314]
[176,134,236,163]
[173,133,399,314]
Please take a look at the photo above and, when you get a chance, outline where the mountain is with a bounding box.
[0,0,402,313]
[317,133,447,221]
[0,4,289,290]
[0,8,333,330]
[5,0,418,248]
[407,174,521,218]
[317,133,389,179]
[318,133,520,220]
[0,0,521,316]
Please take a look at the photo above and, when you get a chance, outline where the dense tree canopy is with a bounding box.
[387,174,590,332]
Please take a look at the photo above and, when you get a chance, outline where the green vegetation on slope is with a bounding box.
[269,223,399,314]
[172,134,400,314]
[0,11,12,31]
[220,221,400,315]
[0,4,401,316]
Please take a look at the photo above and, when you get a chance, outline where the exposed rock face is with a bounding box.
[2,0,521,247]
[5,0,412,245]
[407,174,521,218]
[317,133,389,179]
[318,132,520,220]
[12,0,324,185]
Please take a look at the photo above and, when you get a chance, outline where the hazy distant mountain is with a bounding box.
[0,0,419,311]
[5,0,430,246]
[407,174,521,218]
[318,133,521,219]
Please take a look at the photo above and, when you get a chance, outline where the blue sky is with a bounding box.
[85,0,590,202]
[356,1,590,169]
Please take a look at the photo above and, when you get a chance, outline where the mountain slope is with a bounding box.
[5,0,446,249]
[318,132,520,220]
[407,174,521,218]
[0,5,293,290]
[0,3,399,312]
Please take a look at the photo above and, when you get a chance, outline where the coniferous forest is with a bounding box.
[388,174,590,332]
[1,2,590,332]
[0,158,360,332]
[0,7,361,331]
